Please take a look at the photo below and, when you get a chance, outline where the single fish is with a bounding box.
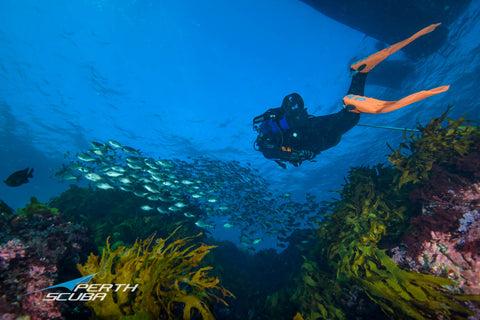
[85,173,102,182]
[108,140,122,149]
[119,177,133,184]
[91,141,106,149]
[252,238,263,245]
[156,207,168,214]
[92,148,107,156]
[96,182,114,190]
[174,202,188,208]
[4,168,34,187]
[60,172,80,181]
[144,184,161,193]
[110,165,126,172]
[195,220,215,229]
[77,152,96,162]
[140,205,154,211]
[122,146,141,155]
[106,171,123,177]
[127,163,142,170]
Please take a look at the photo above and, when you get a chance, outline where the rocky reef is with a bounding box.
[2,108,480,319]
[0,198,93,319]
[268,107,480,320]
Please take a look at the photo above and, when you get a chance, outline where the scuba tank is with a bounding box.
[253,93,308,154]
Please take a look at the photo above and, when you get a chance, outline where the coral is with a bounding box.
[77,229,234,319]
[0,200,92,319]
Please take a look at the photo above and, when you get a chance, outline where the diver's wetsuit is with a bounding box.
[253,72,367,167]
[301,72,367,154]
[253,23,449,168]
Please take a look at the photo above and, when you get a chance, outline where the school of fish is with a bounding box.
[55,140,322,248]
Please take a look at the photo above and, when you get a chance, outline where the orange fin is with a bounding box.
[351,23,441,73]
[344,85,450,114]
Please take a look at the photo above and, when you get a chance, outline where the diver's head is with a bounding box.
[281,93,304,113]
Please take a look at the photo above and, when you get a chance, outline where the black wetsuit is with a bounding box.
[253,72,367,167]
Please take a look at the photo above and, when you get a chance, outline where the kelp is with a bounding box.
[77,228,234,319]
[17,196,58,217]
[317,163,478,319]
[294,261,346,320]
[388,106,480,187]
[341,246,477,320]
[320,165,407,268]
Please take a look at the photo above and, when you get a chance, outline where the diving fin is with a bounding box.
[344,85,450,114]
[351,23,441,73]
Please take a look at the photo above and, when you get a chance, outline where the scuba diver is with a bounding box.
[253,23,450,168]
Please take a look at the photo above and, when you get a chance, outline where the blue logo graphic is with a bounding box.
[25,273,97,295]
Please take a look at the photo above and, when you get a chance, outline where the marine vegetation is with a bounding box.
[389,105,480,187]
[317,166,478,319]
[18,196,58,217]
[50,185,200,251]
[282,108,480,320]
[77,228,234,320]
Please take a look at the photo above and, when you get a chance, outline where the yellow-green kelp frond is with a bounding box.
[389,106,480,187]
[77,229,234,320]
[317,164,479,319]
[319,165,407,266]
[295,261,346,320]
[265,260,346,320]
[343,245,478,320]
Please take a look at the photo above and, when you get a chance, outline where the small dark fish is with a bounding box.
[4,168,34,187]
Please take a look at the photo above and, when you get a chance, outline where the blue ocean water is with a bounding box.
[1,0,479,220]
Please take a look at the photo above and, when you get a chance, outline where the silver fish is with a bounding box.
[252,238,263,244]
[174,202,187,208]
[96,182,114,190]
[156,207,168,214]
[144,184,161,193]
[77,152,96,162]
[85,173,102,182]
[106,171,123,177]
[119,177,133,184]
[108,140,122,149]
[195,221,215,229]
[122,146,141,155]
[110,165,126,172]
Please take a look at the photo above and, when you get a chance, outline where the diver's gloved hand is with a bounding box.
[298,150,315,161]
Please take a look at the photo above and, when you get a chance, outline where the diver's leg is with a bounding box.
[346,72,368,96]
[351,23,440,73]
[343,23,449,114]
